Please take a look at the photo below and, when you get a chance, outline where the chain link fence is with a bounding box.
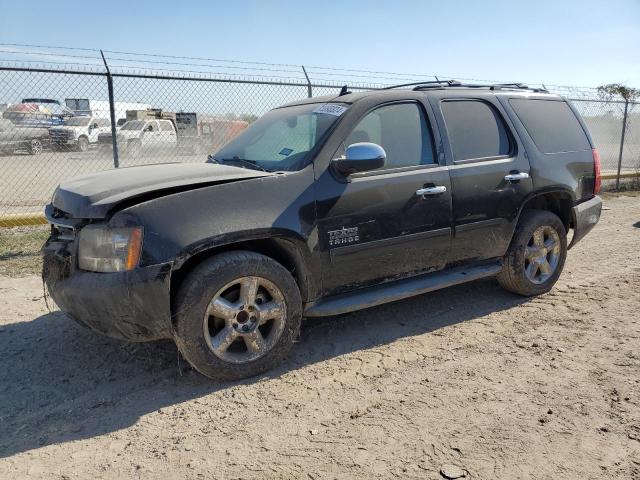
[0,61,638,227]
[570,98,640,183]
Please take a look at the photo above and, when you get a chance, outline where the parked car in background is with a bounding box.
[3,101,73,127]
[176,112,249,155]
[49,116,112,152]
[0,118,50,155]
[98,118,177,157]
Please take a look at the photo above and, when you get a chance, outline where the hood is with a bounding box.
[51,162,274,219]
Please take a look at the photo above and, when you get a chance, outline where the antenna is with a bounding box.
[339,85,350,96]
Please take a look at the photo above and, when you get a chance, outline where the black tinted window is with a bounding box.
[441,100,511,161]
[509,99,590,153]
[345,102,435,169]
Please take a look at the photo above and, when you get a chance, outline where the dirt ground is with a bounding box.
[0,195,639,480]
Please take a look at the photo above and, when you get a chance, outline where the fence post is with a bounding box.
[615,99,629,191]
[301,66,312,98]
[100,50,119,168]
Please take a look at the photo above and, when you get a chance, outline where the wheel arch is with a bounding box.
[516,189,574,232]
[169,233,316,317]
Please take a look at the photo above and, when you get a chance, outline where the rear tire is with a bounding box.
[497,209,567,296]
[173,251,302,381]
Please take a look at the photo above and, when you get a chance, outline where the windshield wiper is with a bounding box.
[215,156,269,172]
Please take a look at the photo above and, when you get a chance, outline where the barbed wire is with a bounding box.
[0,42,623,99]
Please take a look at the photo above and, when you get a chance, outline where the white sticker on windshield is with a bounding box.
[313,104,348,117]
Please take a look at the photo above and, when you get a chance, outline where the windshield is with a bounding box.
[121,120,144,131]
[212,102,348,172]
[64,117,91,126]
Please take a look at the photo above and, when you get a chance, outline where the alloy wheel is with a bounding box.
[30,139,43,155]
[203,276,287,364]
[78,137,89,152]
[524,225,561,284]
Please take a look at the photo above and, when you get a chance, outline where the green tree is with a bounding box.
[596,83,640,102]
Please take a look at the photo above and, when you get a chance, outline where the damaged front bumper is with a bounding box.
[43,234,173,342]
[569,195,603,249]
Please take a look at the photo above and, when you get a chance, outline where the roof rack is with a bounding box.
[382,80,462,90]
[383,79,548,93]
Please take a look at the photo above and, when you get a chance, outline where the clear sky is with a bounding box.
[0,0,639,88]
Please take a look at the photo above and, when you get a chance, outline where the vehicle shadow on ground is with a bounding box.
[0,278,528,458]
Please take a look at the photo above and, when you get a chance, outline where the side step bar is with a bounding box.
[304,261,502,317]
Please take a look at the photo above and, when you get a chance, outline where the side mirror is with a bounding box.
[333,142,386,175]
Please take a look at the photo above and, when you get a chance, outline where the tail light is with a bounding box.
[592,148,601,195]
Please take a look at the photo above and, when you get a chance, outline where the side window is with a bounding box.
[509,99,590,153]
[160,120,174,132]
[345,102,435,169]
[441,100,511,161]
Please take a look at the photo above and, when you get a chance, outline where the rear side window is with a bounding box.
[509,99,590,153]
[441,100,511,161]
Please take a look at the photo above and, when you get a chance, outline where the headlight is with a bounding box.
[78,225,143,272]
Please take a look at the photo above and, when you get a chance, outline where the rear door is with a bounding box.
[315,100,453,296]
[429,93,532,263]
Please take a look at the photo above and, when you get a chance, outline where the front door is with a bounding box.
[158,120,177,150]
[315,101,453,296]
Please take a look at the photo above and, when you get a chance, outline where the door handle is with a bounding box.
[504,172,530,182]
[416,185,447,196]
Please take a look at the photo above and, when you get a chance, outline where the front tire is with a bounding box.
[173,251,302,381]
[497,209,567,296]
[29,139,43,155]
[77,136,89,152]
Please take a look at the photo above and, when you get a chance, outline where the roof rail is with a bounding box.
[413,81,549,93]
[382,79,462,90]
[383,80,548,93]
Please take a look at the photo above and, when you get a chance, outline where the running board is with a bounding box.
[304,261,502,317]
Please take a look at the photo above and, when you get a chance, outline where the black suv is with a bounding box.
[43,81,602,380]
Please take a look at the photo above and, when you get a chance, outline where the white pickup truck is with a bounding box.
[48,116,112,152]
[97,119,177,157]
